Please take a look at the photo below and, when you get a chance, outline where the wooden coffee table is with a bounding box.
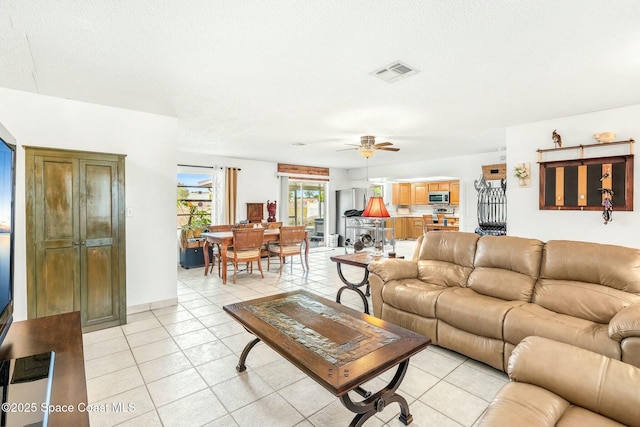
[224,290,430,426]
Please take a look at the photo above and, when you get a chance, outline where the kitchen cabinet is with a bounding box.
[394,217,407,239]
[426,225,460,232]
[393,217,423,240]
[411,182,429,204]
[392,183,411,205]
[449,181,460,205]
[25,147,126,331]
[394,180,460,206]
[412,218,424,239]
[430,182,450,191]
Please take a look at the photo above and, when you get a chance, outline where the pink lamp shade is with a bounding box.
[361,196,390,218]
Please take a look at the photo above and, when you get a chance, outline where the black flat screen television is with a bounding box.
[0,138,15,347]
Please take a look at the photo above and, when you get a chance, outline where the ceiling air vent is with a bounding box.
[370,61,419,83]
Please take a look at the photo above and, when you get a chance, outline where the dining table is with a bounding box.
[201,228,310,284]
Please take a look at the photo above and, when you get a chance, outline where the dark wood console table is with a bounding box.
[0,311,89,427]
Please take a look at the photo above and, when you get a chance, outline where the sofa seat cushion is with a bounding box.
[381,279,449,318]
[437,288,524,339]
[504,304,620,360]
[477,382,625,427]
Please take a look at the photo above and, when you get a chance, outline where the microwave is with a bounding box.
[428,191,450,204]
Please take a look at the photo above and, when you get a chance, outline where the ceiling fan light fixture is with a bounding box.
[358,146,375,158]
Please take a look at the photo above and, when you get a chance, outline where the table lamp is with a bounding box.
[361,197,390,254]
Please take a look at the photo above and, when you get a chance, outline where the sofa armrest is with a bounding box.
[609,304,640,341]
[507,336,640,427]
[367,259,418,318]
[367,259,418,282]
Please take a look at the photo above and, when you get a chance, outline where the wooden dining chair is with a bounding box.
[234,222,254,228]
[260,221,283,256]
[227,227,265,284]
[207,224,234,276]
[267,225,306,275]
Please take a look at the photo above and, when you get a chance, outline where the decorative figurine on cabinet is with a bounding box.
[552,129,562,148]
[599,169,614,225]
[266,200,277,222]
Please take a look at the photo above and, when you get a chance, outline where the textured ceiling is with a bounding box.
[1,1,640,169]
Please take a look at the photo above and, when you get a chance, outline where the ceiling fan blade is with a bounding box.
[374,141,393,148]
[376,147,400,152]
[336,147,358,152]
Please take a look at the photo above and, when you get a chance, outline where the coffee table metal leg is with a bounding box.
[339,359,413,426]
[236,337,261,372]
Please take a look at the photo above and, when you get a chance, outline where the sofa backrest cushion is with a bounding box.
[468,235,544,301]
[508,336,640,427]
[534,240,640,323]
[416,232,479,287]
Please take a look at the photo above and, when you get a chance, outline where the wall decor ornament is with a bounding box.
[594,132,616,144]
[536,139,634,212]
[552,129,562,148]
[514,163,531,187]
[266,200,277,222]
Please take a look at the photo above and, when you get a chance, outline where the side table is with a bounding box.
[330,252,403,314]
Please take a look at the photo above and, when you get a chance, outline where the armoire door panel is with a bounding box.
[37,247,80,317]
[37,158,79,243]
[82,163,115,239]
[34,156,81,318]
[83,245,117,325]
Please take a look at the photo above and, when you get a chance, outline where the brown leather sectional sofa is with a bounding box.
[368,231,640,371]
[477,336,640,427]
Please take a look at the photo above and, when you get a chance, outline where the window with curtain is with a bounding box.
[177,166,217,229]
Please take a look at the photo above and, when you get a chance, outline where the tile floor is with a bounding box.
[82,241,508,427]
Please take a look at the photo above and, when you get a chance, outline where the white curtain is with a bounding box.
[213,166,225,225]
[279,175,289,225]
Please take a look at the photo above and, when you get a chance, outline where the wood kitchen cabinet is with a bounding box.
[412,218,424,239]
[430,182,450,191]
[392,183,411,205]
[449,181,460,204]
[394,217,407,239]
[394,217,423,240]
[394,180,460,206]
[411,182,429,204]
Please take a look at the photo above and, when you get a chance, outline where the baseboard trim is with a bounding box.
[127,298,178,315]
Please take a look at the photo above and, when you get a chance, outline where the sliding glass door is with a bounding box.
[288,180,325,245]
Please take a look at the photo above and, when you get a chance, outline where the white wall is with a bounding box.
[507,103,640,248]
[0,88,179,320]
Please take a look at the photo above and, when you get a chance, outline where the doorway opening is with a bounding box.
[288,180,326,247]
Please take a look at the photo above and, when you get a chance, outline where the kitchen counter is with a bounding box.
[426,224,459,232]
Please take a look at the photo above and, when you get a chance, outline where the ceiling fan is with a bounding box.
[339,135,400,158]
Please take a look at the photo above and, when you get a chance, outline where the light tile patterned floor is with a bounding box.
[83,242,508,427]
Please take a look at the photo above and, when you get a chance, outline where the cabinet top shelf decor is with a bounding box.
[537,139,634,162]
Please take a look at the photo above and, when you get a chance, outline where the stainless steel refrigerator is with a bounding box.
[335,188,368,246]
